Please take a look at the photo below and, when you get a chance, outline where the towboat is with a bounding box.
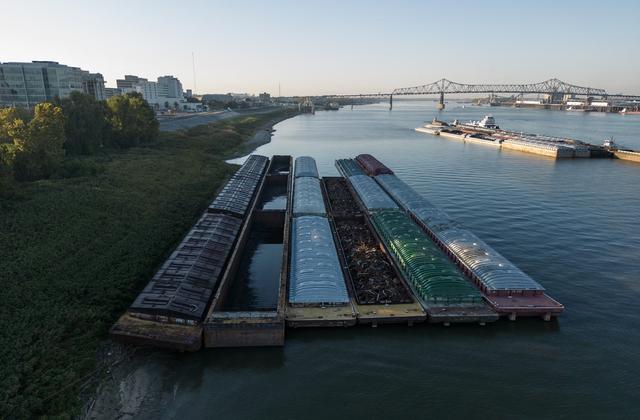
[468,115,499,129]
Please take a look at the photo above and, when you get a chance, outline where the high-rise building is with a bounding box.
[83,73,106,101]
[0,61,105,108]
[157,75,184,100]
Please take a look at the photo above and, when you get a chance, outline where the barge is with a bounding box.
[286,157,357,327]
[111,155,270,350]
[416,116,611,159]
[203,155,292,347]
[113,152,565,351]
[322,177,426,326]
[337,157,499,325]
[369,161,564,320]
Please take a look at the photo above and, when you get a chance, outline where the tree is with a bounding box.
[56,91,109,155]
[0,107,31,143]
[13,103,66,181]
[106,93,159,148]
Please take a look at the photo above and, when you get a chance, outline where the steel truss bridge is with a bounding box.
[327,78,640,109]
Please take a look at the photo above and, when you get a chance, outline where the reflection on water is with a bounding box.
[143,102,640,419]
[258,183,287,210]
[223,229,282,311]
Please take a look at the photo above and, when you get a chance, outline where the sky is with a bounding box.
[3,0,640,96]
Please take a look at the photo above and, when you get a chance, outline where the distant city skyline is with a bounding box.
[4,0,640,96]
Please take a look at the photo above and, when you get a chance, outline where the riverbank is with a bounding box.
[0,108,298,418]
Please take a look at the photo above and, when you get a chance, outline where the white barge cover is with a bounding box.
[437,227,545,293]
[347,175,398,210]
[289,216,349,304]
[293,177,326,216]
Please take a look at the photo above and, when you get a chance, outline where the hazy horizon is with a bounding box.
[4,0,640,96]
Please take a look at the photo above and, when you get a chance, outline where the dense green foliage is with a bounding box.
[56,91,110,155]
[106,93,159,148]
[0,110,295,418]
[0,93,159,191]
[12,103,66,181]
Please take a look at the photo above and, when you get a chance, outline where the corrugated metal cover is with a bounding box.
[289,216,349,304]
[237,155,269,176]
[129,213,241,320]
[208,155,267,217]
[348,175,398,210]
[371,210,482,304]
[295,156,319,178]
[411,207,459,234]
[335,159,365,177]
[436,228,545,292]
[375,174,431,212]
[293,177,326,216]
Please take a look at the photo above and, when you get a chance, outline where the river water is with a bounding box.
[110,102,640,419]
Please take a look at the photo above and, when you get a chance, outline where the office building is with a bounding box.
[0,61,105,108]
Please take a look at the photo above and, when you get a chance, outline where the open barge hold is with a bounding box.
[371,161,564,320]
[110,155,269,351]
[286,157,357,327]
[203,156,292,347]
[322,177,426,326]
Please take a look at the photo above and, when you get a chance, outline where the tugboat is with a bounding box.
[603,137,617,149]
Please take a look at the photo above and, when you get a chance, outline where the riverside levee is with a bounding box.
[110,155,270,351]
[286,157,357,327]
[322,177,426,326]
[203,155,292,347]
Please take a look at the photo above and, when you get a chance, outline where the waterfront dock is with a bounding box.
[111,153,563,350]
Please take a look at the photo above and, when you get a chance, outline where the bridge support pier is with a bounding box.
[437,92,445,110]
[389,94,393,110]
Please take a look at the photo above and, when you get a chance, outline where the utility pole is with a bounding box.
[192,52,197,94]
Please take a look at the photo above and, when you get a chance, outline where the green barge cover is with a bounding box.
[371,210,482,305]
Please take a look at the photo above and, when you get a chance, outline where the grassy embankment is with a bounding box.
[0,109,297,418]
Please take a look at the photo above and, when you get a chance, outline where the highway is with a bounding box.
[158,107,282,131]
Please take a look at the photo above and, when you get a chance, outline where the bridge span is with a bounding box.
[327,78,640,110]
